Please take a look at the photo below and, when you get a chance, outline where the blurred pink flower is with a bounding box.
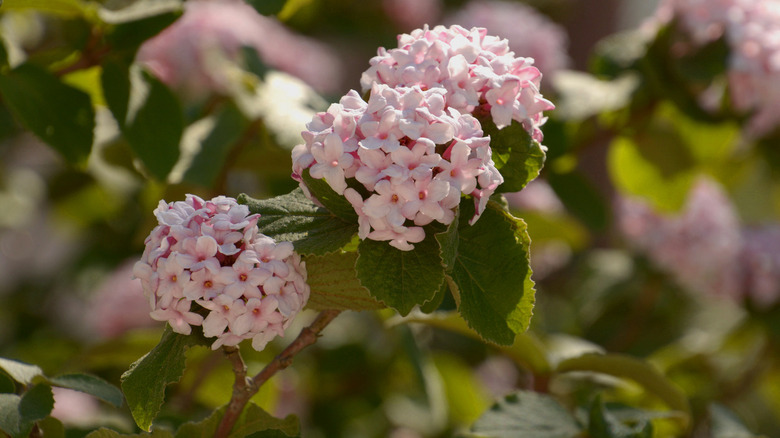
[136,0,343,97]
[617,178,743,300]
[504,179,564,213]
[51,387,101,427]
[657,0,780,137]
[382,0,442,31]
[88,260,163,339]
[445,1,570,77]
[740,225,780,309]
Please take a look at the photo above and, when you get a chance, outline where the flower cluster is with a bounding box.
[293,25,553,251]
[360,24,554,140]
[617,178,780,308]
[445,0,570,77]
[656,0,780,137]
[133,195,309,351]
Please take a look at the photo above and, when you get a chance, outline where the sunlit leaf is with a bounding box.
[466,390,581,438]
[0,358,44,386]
[477,116,546,193]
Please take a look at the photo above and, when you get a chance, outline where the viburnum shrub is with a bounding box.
[133,195,309,351]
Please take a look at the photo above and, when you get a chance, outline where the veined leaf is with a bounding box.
[476,116,546,193]
[300,170,359,222]
[238,188,358,256]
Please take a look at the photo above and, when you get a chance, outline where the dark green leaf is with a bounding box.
[0,358,44,386]
[174,403,299,438]
[0,374,14,394]
[476,116,546,193]
[356,235,444,316]
[0,37,8,69]
[301,170,360,222]
[467,390,580,438]
[101,57,131,129]
[446,201,535,346]
[710,404,761,438]
[37,416,65,438]
[245,0,287,16]
[239,189,358,256]
[548,170,609,231]
[589,396,653,438]
[121,326,204,432]
[183,104,249,187]
[107,11,181,50]
[556,353,691,427]
[0,384,54,438]
[124,69,183,181]
[0,63,94,164]
[305,251,385,311]
[49,373,124,407]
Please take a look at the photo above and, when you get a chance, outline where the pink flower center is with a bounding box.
[204,280,213,288]
[418,191,426,200]
[239,273,248,282]
[391,194,399,203]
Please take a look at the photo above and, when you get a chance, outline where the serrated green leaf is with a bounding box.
[124,68,183,181]
[466,390,581,438]
[710,404,762,438]
[121,326,204,432]
[182,104,249,187]
[0,358,44,387]
[0,63,94,165]
[301,170,359,222]
[49,373,124,407]
[86,428,174,438]
[446,201,535,346]
[435,209,459,272]
[476,116,546,193]
[0,384,54,438]
[174,403,299,438]
[305,252,385,311]
[556,353,691,428]
[239,189,358,256]
[356,235,445,316]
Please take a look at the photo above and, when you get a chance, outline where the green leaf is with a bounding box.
[0,63,94,165]
[0,374,14,394]
[182,104,249,187]
[2,0,85,17]
[556,353,691,428]
[588,396,653,438]
[548,170,609,231]
[392,311,550,375]
[301,170,359,222]
[48,373,124,407]
[238,189,358,256]
[0,384,54,438]
[466,390,581,438]
[435,209,459,272]
[305,251,385,311]
[123,69,183,181]
[101,57,132,129]
[476,116,546,193]
[709,404,761,438]
[98,0,183,24]
[0,358,44,386]
[86,428,174,438]
[121,326,204,432]
[246,0,288,16]
[445,201,535,346]
[356,235,445,316]
[37,416,65,438]
[174,403,299,438]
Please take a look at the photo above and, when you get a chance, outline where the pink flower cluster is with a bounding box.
[133,195,309,351]
[657,0,780,137]
[293,25,554,251]
[617,178,780,308]
[445,1,570,77]
[360,24,554,140]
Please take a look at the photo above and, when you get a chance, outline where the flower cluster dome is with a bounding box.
[293,25,554,251]
[133,195,309,351]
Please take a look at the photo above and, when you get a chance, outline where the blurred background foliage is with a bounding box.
[1,0,780,437]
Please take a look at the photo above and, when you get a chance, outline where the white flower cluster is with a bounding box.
[293,25,554,251]
[658,0,780,137]
[133,195,309,351]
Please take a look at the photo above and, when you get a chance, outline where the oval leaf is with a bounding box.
[0,358,44,386]
[468,390,581,438]
[49,373,124,408]
[0,63,94,165]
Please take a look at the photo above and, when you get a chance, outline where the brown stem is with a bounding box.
[213,309,342,438]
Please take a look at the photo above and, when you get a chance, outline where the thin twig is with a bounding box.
[213,309,342,438]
